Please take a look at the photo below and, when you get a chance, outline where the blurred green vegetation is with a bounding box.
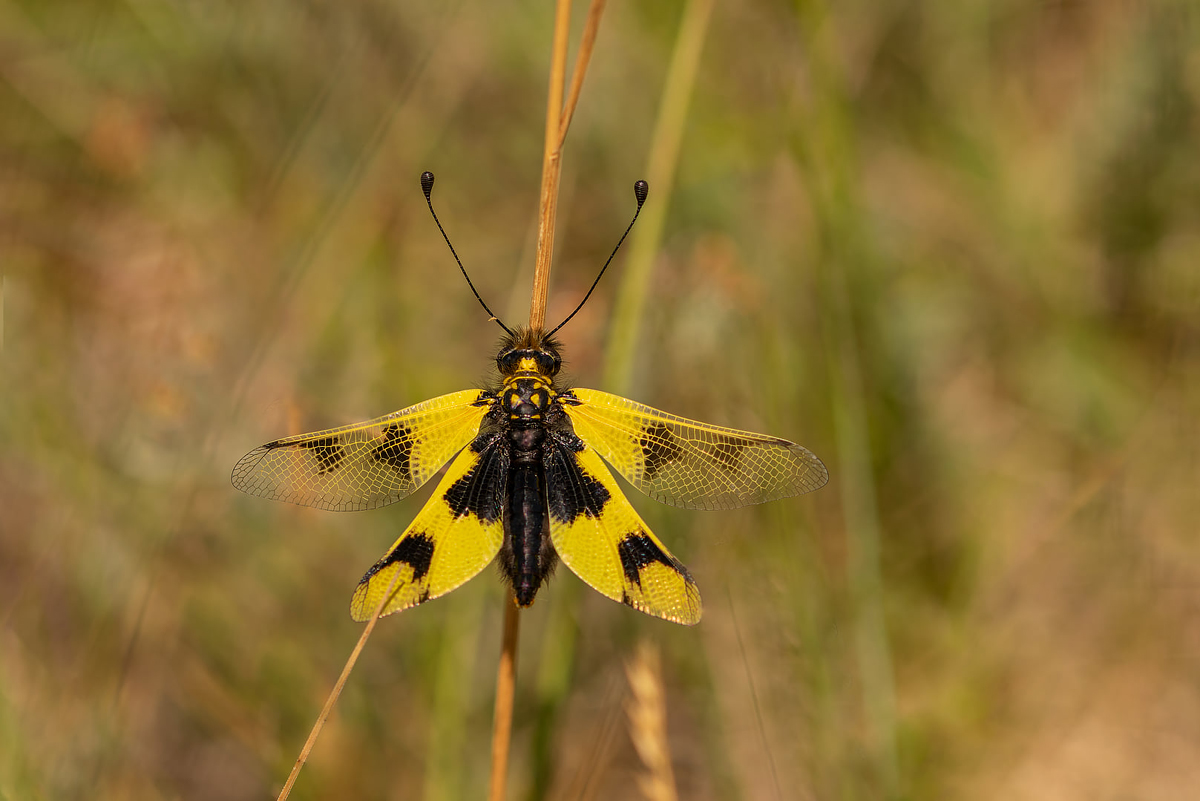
[3,1,1200,799]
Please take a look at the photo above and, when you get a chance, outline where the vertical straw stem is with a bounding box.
[488,593,522,801]
[527,0,574,333]
[492,0,610,795]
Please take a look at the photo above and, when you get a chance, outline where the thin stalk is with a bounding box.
[559,0,608,146]
[489,0,571,788]
[530,0,606,332]
[491,0,610,796]
[276,568,405,801]
[488,593,522,801]
[527,0,574,333]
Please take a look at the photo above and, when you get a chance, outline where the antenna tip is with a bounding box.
[421,171,435,199]
[634,179,649,207]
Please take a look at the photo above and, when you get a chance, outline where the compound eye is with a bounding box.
[535,352,558,375]
[497,350,519,373]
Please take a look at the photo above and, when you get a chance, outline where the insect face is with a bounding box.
[496,345,561,378]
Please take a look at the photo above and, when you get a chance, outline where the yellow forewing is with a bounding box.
[545,438,701,625]
[232,389,493,511]
[350,441,505,620]
[562,388,828,511]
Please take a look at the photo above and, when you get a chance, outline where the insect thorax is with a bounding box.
[501,374,555,421]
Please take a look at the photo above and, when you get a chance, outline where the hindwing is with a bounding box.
[232,389,494,511]
[350,432,507,620]
[561,388,828,511]
[545,428,701,625]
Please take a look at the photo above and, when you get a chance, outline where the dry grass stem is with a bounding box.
[558,0,608,145]
[487,592,522,801]
[490,0,570,792]
[275,568,405,801]
[527,0,574,333]
[489,1,572,793]
[625,640,679,801]
[492,0,607,792]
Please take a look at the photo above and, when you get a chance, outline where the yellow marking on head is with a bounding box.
[517,357,540,373]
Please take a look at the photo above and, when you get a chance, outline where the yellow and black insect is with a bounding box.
[232,173,827,625]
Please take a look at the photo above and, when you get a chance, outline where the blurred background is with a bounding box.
[3,0,1199,799]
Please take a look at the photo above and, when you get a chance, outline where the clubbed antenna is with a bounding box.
[546,180,649,337]
[421,171,513,336]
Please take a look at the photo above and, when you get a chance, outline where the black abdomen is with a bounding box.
[500,425,557,605]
